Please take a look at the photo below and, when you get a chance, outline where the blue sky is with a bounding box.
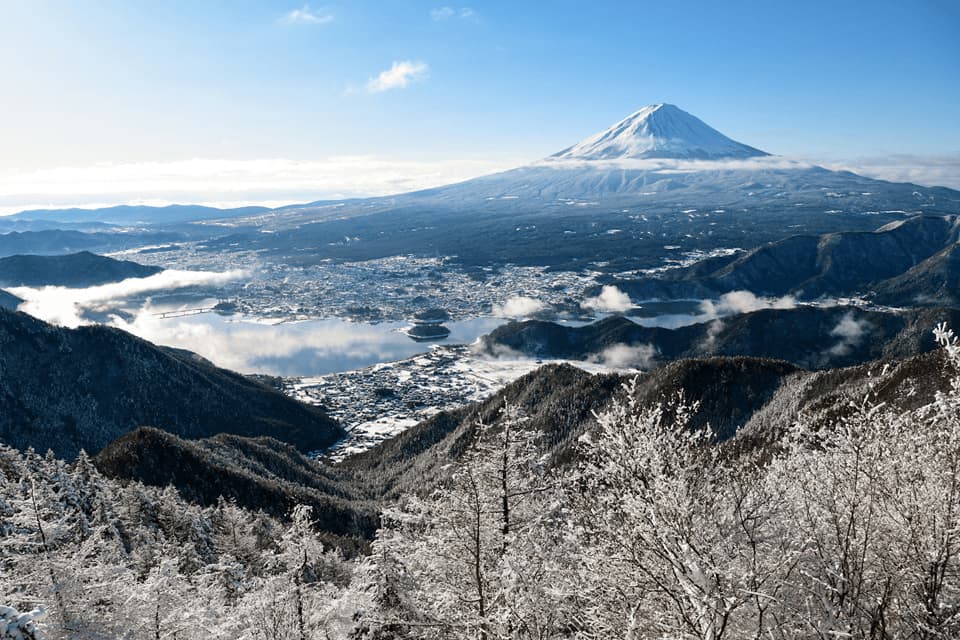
[1,0,958,210]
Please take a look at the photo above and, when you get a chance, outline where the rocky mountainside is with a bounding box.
[0,250,163,287]
[87,336,958,545]
[0,308,344,458]
[872,241,960,305]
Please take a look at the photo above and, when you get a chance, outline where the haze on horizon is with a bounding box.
[1,0,958,215]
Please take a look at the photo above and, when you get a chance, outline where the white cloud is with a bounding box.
[699,318,725,353]
[828,312,869,357]
[534,153,960,191]
[280,4,334,25]
[582,285,633,313]
[699,290,797,317]
[431,6,476,21]
[590,343,656,369]
[430,6,456,20]
[366,60,429,93]
[820,154,960,191]
[9,269,248,328]
[492,296,545,318]
[109,312,406,374]
[536,156,816,173]
[0,155,522,216]
[474,341,526,360]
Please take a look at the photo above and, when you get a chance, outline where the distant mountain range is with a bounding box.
[0,229,185,258]
[0,308,344,458]
[5,105,959,272]
[188,105,960,270]
[604,214,960,306]
[0,250,163,288]
[481,306,960,370]
[6,203,269,226]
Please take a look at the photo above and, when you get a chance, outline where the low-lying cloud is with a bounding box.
[473,340,526,360]
[590,343,657,370]
[537,153,960,191]
[821,154,960,191]
[492,296,545,319]
[699,318,725,353]
[827,312,870,357]
[536,156,816,173]
[10,277,462,375]
[582,285,633,313]
[0,156,520,216]
[700,290,797,318]
[9,269,247,328]
[109,313,420,375]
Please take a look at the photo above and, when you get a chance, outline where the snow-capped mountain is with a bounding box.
[126,104,960,272]
[548,103,768,161]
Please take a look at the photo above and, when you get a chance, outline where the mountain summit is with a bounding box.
[549,103,769,161]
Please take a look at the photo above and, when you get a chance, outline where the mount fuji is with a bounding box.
[189,106,960,270]
[550,103,768,161]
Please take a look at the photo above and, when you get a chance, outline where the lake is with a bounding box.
[114,312,509,377]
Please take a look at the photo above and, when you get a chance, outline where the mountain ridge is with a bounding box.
[7,203,271,226]
[604,214,960,305]
[481,306,960,371]
[0,307,344,458]
[0,250,163,288]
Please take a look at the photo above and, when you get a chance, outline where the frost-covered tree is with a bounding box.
[357,404,571,639]
[764,324,960,638]
[0,443,345,640]
[571,384,794,640]
[6,325,960,639]
[0,605,47,640]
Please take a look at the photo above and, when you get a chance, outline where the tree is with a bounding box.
[763,324,960,638]
[357,404,569,639]
[0,605,47,640]
[572,383,792,640]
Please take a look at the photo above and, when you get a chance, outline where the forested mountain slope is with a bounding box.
[96,428,378,551]
[0,308,344,458]
[606,215,960,304]
[0,250,162,287]
[483,306,960,370]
